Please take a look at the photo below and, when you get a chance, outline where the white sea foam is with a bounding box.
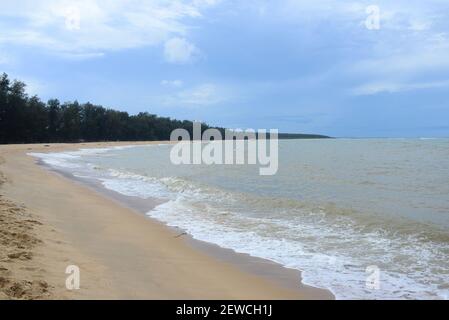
[146,197,448,300]
[28,141,449,300]
[100,173,172,199]
[28,152,83,168]
[97,167,448,299]
[28,145,151,168]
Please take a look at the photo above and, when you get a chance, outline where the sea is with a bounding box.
[30,138,449,299]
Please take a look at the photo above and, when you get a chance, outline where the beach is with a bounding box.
[0,142,333,300]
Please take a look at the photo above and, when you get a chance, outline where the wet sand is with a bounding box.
[0,142,333,299]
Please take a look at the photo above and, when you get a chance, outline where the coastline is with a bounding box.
[0,142,334,300]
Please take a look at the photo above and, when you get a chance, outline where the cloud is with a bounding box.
[161,79,184,87]
[350,34,449,76]
[9,75,47,96]
[351,80,449,96]
[163,37,200,64]
[0,52,12,65]
[346,31,449,96]
[276,0,443,28]
[0,0,216,57]
[408,19,431,31]
[193,0,221,6]
[163,83,226,106]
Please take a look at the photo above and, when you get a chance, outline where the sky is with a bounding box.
[1,0,449,137]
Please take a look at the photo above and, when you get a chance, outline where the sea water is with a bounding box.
[30,139,449,299]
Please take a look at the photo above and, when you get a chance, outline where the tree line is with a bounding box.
[0,72,330,144]
[0,73,222,144]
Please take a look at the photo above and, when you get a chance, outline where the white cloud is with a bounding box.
[351,80,449,96]
[0,52,12,65]
[8,75,47,96]
[408,19,431,31]
[277,0,441,28]
[163,83,226,106]
[350,34,449,75]
[163,37,200,64]
[161,79,184,87]
[347,32,449,95]
[62,6,81,31]
[193,0,221,6]
[0,0,217,57]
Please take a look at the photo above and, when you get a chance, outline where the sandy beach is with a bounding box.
[0,142,333,300]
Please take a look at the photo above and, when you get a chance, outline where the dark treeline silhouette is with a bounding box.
[0,73,223,144]
[0,73,330,144]
[276,133,330,139]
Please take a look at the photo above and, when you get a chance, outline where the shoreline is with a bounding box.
[0,142,333,299]
[54,163,331,297]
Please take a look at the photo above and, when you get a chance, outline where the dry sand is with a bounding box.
[0,142,333,300]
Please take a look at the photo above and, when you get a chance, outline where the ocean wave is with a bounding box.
[97,168,448,299]
[147,198,448,299]
[29,144,449,300]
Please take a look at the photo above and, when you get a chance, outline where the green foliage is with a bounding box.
[0,73,330,144]
[0,73,223,144]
